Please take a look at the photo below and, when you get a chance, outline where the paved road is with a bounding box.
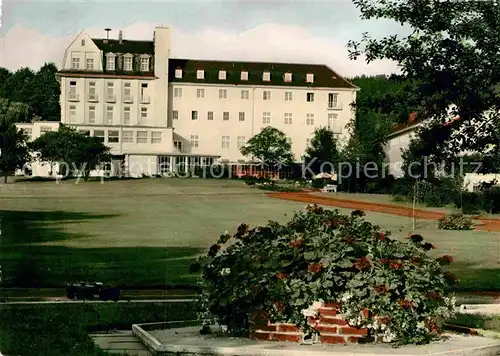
[0,298,195,305]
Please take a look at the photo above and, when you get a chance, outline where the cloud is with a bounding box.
[0,22,398,77]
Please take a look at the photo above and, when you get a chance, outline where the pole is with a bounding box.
[412,181,417,231]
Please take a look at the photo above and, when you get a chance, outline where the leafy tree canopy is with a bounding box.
[303,127,340,175]
[31,125,111,180]
[240,126,294,167]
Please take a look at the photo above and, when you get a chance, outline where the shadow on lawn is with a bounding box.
[448,261,500,292]
[0,210,204,289]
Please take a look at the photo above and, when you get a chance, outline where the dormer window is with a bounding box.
[175,68,183,78]
[197,70,204,79]
[219,70,226,80]
[284,72,292,82]
[241,71,248,80]
[81,39,85,46]
[306,73,314,83]
[72,57,80,70]
[123,54,133,71]
[140,56,150,72]
[263,72,271,81]
[105,53,116,71]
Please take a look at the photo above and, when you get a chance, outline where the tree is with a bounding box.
[240,126,293,167]
[347,0,500,160]
[0,99,30,183]
[31,125,111,181]
[303,127,340,176]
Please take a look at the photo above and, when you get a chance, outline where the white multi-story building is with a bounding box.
[21,26,359,177]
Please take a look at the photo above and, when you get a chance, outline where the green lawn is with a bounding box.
[0,178,499,291]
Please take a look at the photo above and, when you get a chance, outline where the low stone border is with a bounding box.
[132,320,199,354]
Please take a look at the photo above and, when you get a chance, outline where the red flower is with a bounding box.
[397,299,414,309]
[410,257,422,265]
[435,255,454,265]
[426,292,442,300]
[389,261,404,270]
[343,236,357,244]
[306,204,323,213]
[377,316,391,325]
[290,239,304,248]
[274,301,285,312]
[208,244,221,257]
[308,263,324,274]
[374,285,388,294]
[422,242,436,250]
[276,272,288,280]
[443,271,458,284]
[354,257,372,271]
[234,223,249,238]
[379,258,393,265]
[351,209,366,217]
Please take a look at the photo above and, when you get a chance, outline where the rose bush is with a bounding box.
[191,205,457,345]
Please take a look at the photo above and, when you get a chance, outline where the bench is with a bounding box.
[322,184,337,193]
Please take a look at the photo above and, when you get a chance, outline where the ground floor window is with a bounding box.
[157,155,219,175]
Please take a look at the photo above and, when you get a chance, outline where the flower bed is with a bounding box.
[191,205,457,346]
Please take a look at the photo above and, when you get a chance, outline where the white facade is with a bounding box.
[35,26,359,177]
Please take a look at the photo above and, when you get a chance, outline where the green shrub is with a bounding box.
[192,206,457,345]
[311,178,327,189]
[437,214,474,230]
[483,186,500,214]
[457,192,485,215]
[255,183,302,192]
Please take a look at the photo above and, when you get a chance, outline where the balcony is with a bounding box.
[68,93,79,102]
[87,94,99,102]
[327,101,343,110]
[140,95,150,104]
[123,96,134,104]
[105,95,116,103]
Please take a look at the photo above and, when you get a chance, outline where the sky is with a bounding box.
[0,0,408,77]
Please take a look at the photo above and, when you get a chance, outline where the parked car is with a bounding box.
[66,281,120,301]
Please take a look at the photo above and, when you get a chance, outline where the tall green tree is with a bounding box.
[31,125,111,181]
[347,0,500,160]
[0,99,30,183]
[303,127,340,176]
[240,126,293,167]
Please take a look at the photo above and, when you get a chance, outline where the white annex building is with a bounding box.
[18,26,358,177]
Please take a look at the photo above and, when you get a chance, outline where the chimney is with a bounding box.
[104,28,111,43]
[118,30,123,44]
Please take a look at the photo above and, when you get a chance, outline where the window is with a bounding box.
[137,131,148,143]
[328,113,338,130]
[328,93,339,109]
[284,72,292,82]
[197,89,205,98]
[306,73,314,83]
[223,112,229,121]
[221,136,230,149]
[72,57,80,69]
[79,130,90,136]
[175,68,183,78]
[307,92,315,102]
[192,110,198,120]
[123,107,131,125]
[106,106,113,124]
[219,70,226,80]
[172,110,179,120]
[219,89,227,99]
[207,111,214,120]
[81,39,85,46]
[40,126,52,134]
[106,55,115,71]
[237,136,246,149]
[88,82,97,101]
[241,71,248,80]
[140,108,148,124]
[106,82,114,101]
[263,91,271,100]
[190,134,199,148]
[68,105,76,122]
[306,113,315,126]
[124,56,133,71]
[262,112,271,124]
[151,132,162,144]
[285,92,293,101]
[196,70,204,79]
[263,72,271,81]
[284,112,293,124]
[86,58,94,70]
[93,130,105,142]
[124,82,132,101]
[88,106,96,124]
[174,88,182,98]
[239,112,245,121]
[122,131,133,143]
[108,130,119,143]
[241,90,249,100]
[174,141,183,152]
[140,57,149,71]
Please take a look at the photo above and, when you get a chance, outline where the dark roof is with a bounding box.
[169,59,357,89]
[91,38,154,55]
[56,71,156,79]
